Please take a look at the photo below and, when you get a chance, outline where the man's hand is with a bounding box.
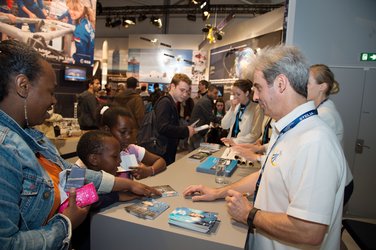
[183,184,219,201]
[232,145,262,162]
[225,189,253,224]
[187,125,196,137]
[220,137,236,147]
[62,188,90,229]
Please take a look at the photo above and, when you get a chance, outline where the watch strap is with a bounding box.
[247,207,260,229]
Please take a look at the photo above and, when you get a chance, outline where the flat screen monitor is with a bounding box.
[64,65,87,82]
[148,83,166,93]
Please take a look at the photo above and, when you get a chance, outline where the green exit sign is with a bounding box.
[360,53,376,61]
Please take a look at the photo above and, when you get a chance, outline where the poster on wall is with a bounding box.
[128,48,206,84]
[0,0,97,66]
[209,30,282,82]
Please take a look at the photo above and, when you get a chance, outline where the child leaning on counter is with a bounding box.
[99,106,166,180]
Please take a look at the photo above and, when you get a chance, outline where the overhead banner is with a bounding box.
[0,0,97,66]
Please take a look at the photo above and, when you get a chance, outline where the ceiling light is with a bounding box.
[200,1,207,9]
[150,16,162,28]
[202,11,210,21]
[123,16,136,26]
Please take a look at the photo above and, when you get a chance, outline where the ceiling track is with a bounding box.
[97,3,284,16]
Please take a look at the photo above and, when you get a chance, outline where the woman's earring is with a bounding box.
[24,98,29,127]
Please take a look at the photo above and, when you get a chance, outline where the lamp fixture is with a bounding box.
[150,16,162,28]
[123,16,136,27]
[202,10,210,21]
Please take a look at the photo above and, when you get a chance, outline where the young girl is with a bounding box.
[213,98,226,121]
[65,0,95,65]
[100,106,167,180]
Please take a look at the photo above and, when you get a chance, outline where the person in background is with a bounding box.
[139,85,152,113]
[177,89,194,151]
[308,63,353,205]
[183,45,348,249]
[221,79,264,145]
[197,79,209,99]
[66,0,95,65]
[150,83,163,107]
[0,40,159,249]
[0,0,16,35]
[206,97,228,144]
[189,84,219,150]
[113,77,145,142]
[214,98,226,121]
[77,77,101,130]
[155,73,196,165]
[16,0,49,32]
[100,106,166,179]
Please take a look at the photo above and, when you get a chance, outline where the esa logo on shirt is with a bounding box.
[270,150,282,167]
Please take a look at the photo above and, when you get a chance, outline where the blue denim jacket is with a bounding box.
[0,110,104,249]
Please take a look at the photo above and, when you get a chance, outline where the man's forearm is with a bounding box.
[253,211,328,246]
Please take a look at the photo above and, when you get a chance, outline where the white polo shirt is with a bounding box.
[252,101,347,250]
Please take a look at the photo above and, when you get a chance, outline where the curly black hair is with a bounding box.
[76,130,114,167]
[0,40,44,102]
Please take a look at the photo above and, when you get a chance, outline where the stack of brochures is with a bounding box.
[152,185,178,197]
[124,198,169,220]
[188,151,212,161]
[196,156,238,176]
[199,142,221,153]
[168,207,219,233]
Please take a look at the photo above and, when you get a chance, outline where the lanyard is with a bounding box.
[232,100,250,137]
[316,98,328,109]
[253,109,318,203]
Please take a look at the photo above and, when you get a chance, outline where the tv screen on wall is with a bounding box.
[64,65,87,82]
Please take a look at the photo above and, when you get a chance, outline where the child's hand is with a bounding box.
[118,191,142,202]
[129,163,151,180]
[62,188,90,229]
[129,182,162,197]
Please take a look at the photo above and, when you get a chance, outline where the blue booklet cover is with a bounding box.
[168,207,219,233]
[124,198,169,220]
[196,156,238,176]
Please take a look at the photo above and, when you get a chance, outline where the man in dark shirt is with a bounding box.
[189,84,219,150]
[155,74,196,165]
[77,77,101,130]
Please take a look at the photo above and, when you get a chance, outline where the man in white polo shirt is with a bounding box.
[183,45,347,249]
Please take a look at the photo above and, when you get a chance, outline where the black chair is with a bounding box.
[342,219,376,249]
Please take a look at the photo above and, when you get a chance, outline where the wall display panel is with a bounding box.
[127,48,207,84]
[0,0,97,67]
[209,30,282,81]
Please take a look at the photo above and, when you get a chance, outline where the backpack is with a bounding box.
[137,97,167,156]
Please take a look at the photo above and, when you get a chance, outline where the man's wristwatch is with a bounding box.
[247,208,260,229]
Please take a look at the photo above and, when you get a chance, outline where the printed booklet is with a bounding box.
[188,151,211,161]
[152,185,178,197]
[168,207,219,233]
[196,156,238,176]
[124,198,169,220]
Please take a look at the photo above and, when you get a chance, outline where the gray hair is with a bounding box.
[248,45,309,98]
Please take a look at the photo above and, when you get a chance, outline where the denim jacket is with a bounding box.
[0,110,110,249]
